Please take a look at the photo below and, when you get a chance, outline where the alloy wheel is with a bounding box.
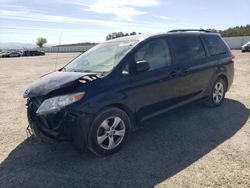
[212,81,224,104]
[97,116,126,150]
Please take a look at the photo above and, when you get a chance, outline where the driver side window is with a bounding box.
[134,38,172,71]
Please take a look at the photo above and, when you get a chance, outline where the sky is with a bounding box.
[0,0,249,44]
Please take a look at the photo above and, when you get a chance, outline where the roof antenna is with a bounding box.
[55,31,62,71]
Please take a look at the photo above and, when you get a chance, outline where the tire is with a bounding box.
[88,107,131,156]
[205,78,226,107]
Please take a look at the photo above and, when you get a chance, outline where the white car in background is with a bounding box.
[241,41,250,52]
[0,51,21,58]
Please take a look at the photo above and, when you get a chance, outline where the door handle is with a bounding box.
[169,68,189,78]
[181,68,190,76]
[169,71,178,78]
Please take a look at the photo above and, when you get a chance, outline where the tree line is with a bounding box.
[106,32,142,41]
[198,25,250,37]
[36,25,250,48]
[105,25,250,41]
[54,42,98,47]
[219,25,250,37]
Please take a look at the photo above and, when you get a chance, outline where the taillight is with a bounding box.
[231,54,235,60]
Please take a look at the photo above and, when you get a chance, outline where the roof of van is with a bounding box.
[105,30,220,43]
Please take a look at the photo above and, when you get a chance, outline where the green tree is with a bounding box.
[105,31,141,40]
[130,32,136,35]
[36,37,48,48]
[219,25,250,37]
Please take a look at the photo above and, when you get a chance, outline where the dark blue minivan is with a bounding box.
[24,30,234,155]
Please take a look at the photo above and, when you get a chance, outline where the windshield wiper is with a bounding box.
[62,68,107,75]
[60,67,67,72]
[67,69,96,73]
[82,70,93,73]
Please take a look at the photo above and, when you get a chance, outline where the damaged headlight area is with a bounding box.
[36,92,85,116]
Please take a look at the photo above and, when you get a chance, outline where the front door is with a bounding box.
[128,37,174,120]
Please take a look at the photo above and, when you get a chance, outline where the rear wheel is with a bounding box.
[88,107,131,156]
[205,78,226,107]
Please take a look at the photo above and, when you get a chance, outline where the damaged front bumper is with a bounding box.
[26,97,93,151]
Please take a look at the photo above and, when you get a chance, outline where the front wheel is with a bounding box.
[205,78,226,107]
[88,107,131,156]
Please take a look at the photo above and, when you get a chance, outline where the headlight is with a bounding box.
[36,92,85,116]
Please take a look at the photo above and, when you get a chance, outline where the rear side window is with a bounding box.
[134,38,172,71]
[171,36,206,64]
[203,35,228,56]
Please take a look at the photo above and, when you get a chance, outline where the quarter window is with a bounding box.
[172,36,206,63]
[203,35,228,56]
[134,38,172,71]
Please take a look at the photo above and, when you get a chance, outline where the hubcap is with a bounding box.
[97,116,125,150]
[212,82,224,104]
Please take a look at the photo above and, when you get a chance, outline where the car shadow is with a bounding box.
[0,99,249,188]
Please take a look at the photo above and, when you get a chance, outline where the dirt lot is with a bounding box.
[0,51,249,188]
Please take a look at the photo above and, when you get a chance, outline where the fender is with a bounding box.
[79,91,134,115]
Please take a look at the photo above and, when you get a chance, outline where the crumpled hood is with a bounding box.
[23,71,96,98]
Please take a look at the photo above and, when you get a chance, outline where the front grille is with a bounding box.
[27,96,43,111]
[32,97,43,109]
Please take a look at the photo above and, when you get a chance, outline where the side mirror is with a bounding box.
[135,60,150,73]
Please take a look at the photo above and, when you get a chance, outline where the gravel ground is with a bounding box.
[0,51,249,188]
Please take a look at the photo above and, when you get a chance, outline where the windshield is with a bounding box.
[64,40,138,73]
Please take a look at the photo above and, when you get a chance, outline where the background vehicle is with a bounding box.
[22,50,45,56]
[241,41,250,52]
[0,51,21,58]
[0,50,6,57]
[24,30,234,156]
